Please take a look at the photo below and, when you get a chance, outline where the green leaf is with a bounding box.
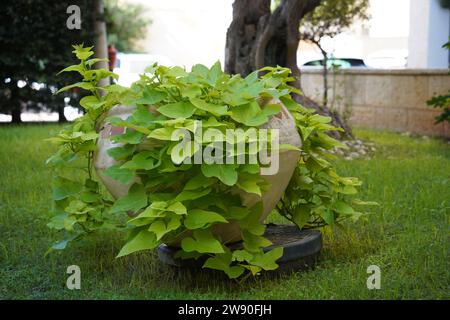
[166,214,182,231]
[245,70,258,84]
[242,231,272,252]
[191,64,209,79]
[175,187,212,202]
[117,230,158,257]
[181,229,224,254]
[106,145,135,161]
[261,103,281,117]
[183,174,215,190]
[201,163,238,186]
[239,206,265,236]
[132,106,157,124]
[229,101,260,125]
[56,82,95,94]
[121,151,155,170]
[80,191,101,203]
[102,165,135,184]
[65,199,90,214]
[80,132,99,141]
[149,201,169,211]
[240,164,260,174]
[72,45,94,60]
[110,184,148,213]
[63,215,78,231]
[337,185,358,195]
[292,204,311,228]
[332,200,355,215]
[148,220,168,241]
[207,60,224,86]
[264,88,289,99]
[203,253,245,279]
[57,64,83,75]
[148,127,178,141]
[52,177,82,201]
[190,97,228,116]
[85,58,109,68]
[184,209,228,229]
[179,84,202,98]
[241,81,265,99]
[236,174,262,196]
[112,130,144,144]
[45,234,81,256]
[79,96,105,110]
[157,101,196,119]
[229,101,279,126]
[47,213,70,230]
[320,208,335,224]
[166,202,187,215]
[250,247,283,271]
[137,87,167,104]
[170,141,199,164]
[50,239,71,250]
[129,207,160,221]
[242,264,262,276]
[223,206,250,220]
[232,250,253,262]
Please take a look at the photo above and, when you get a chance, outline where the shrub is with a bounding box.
[46,45,373,278]
[427,41,450,124]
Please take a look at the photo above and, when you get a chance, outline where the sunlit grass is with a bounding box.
[0,125,448,299]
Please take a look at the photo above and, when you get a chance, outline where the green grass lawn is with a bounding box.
[0,124,449,299]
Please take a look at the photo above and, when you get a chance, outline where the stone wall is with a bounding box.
[300,69,450,137]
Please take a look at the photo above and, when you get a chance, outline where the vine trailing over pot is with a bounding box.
[46,45,375,279]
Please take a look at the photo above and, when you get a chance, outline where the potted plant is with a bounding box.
[47,45,373,278]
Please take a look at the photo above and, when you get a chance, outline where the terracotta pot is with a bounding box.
[94,99,301,244]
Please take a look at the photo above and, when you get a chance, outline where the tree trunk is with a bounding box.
[10,83,22,124]
[323,57,328,108]
[316,43,328,108]
[225,0,352,139]
[11,105,21,124]
[58,105,67,123]
[93,0,109,88]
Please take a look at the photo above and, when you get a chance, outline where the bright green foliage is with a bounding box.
[277,95,377,229]
[46,44,373,279]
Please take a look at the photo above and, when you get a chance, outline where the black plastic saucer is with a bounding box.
[157,224,322,272]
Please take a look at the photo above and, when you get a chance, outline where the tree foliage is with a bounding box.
[299,0,369,107]
[104,0,151,53]
[0,0,150,123]
[300,0,370,44]
[0,0,97,123]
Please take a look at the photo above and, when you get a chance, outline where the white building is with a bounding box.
[408,0,450,68]
[315,0,450,69]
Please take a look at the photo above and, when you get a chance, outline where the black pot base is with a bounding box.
[157,224,322,273]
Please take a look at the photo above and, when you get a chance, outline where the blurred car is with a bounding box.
[302,58,367,69]
[113,53,174,86]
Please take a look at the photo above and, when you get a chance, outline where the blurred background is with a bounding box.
[0,0,449,136]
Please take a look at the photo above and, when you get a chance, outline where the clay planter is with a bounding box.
[94,99,301,245]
